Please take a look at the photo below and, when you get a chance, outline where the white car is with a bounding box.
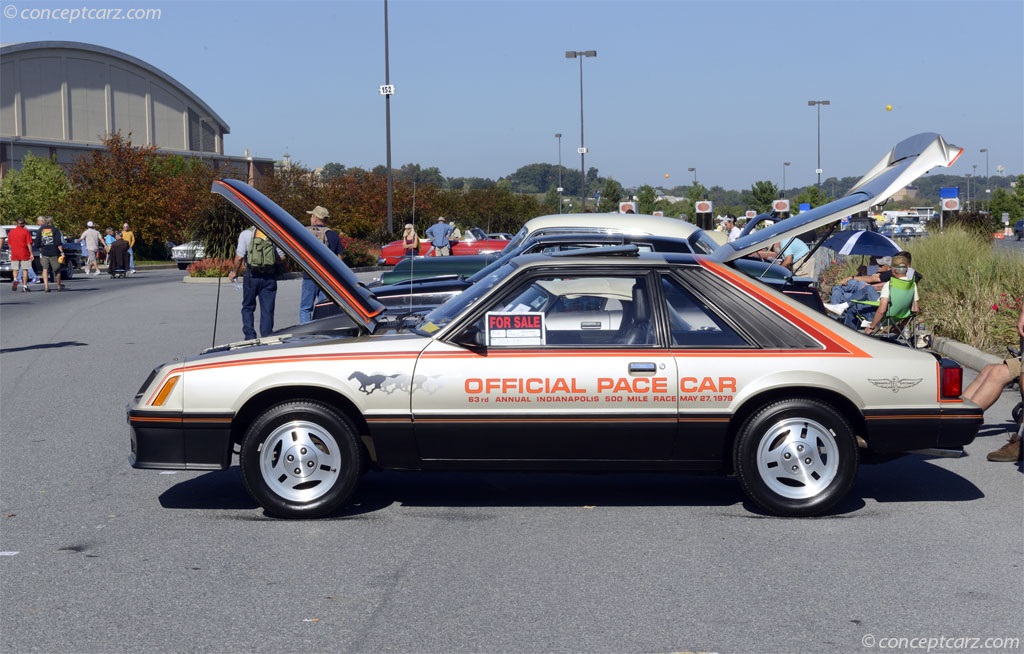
[129,133,980,520]
[171,241,206,269]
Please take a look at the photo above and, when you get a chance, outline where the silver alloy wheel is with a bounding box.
[258,419,343,503]
[754,416,840,500]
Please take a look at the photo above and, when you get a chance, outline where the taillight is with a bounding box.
[940,361,963,399]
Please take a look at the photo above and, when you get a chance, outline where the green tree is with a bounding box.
[988,175,1024,225]
[542,187,562,214]
[320,162,346,180]
[792,185,830,211]
[397,163,445,188]
[636,185,658,214]
[597,178,624,212]
[0,152,71,224]
[747,180,779,213]
[509,163,556,194]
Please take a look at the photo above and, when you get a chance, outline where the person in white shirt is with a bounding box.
[722,216,741,242]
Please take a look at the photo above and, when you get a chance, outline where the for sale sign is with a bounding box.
[486,312,545,346]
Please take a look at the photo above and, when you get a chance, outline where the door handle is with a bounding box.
[629,362,657,374]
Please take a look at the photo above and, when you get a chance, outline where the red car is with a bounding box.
[378,226,510,265]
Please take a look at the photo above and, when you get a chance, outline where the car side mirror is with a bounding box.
[453,325,486,349]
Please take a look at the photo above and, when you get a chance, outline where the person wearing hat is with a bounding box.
[299,205,344,324]
[79,220,103,276]
[722,215,741,242]
[825,256,904,327]
[402,223,421,257]
[425,216,455,256]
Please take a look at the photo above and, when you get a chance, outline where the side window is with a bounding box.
[466,274,655,347]
[662,276,747,347]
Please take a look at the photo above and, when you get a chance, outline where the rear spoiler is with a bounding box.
[710,133,962,263]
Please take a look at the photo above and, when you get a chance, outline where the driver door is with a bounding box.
[410,271,678,463]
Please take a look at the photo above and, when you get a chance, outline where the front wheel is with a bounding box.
[240,400,363,518]
[734,398,858,517]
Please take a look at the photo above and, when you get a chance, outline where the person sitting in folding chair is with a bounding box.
[860,255,919,342]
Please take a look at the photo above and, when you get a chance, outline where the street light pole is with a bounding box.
[687,167,697,186]
[782,161,791,197]
[980,148,989,213]
[566,50,596,211]
[381,0,395,233]
[807,100,830,187]
[555,133,563,213]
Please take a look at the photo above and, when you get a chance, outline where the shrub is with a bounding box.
[187,258,233,278]
[816,255,861,302]
[926,210,995,240]
[340,236,380,268]
[903,227,1024,353]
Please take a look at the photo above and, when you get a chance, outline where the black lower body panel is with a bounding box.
[863,406,982,453]
[129,411,233,470]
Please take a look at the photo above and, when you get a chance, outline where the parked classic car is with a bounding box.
[129,133,979,520]
[313,230,819,322]
[171,241,206,269]
[378,213,716,285]
[378,226,509,265]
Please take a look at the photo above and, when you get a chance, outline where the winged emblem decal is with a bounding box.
[868,377,923,393]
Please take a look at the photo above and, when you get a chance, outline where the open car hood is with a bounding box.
[212,179,385,333]
[710,132,963,263]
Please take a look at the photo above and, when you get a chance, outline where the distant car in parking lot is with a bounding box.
[1014,219,1023,241]
[171,241,206,269]
[378,227,509,265]
[317,229,820,321]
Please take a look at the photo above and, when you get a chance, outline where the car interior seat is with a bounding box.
[619,284,653,345]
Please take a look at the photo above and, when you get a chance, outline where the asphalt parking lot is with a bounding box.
[1,267,1021,653]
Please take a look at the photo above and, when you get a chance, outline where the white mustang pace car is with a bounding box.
[129,133,981,518]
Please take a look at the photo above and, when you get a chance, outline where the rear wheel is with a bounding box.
[240,400,362,518]
[734,398,858,517]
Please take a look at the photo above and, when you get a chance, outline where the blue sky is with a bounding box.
[2,0,1022,190]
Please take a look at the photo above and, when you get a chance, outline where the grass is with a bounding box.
[907,229,1024,353]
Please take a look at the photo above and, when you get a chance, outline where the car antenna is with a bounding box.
[210,209,230,349]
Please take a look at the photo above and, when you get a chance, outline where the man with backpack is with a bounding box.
[227,226,285,340]
[299,205,344,324]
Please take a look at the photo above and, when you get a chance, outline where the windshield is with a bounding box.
[502,225,531,252]
[414,261,520,335]
[687,229,719,255]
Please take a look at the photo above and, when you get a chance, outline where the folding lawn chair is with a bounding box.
[849,276,918,347]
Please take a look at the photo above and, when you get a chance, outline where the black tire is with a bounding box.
[240,400,363,518]
[734,398,858,517]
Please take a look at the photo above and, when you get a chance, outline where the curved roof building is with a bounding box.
[0,41,269,179]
